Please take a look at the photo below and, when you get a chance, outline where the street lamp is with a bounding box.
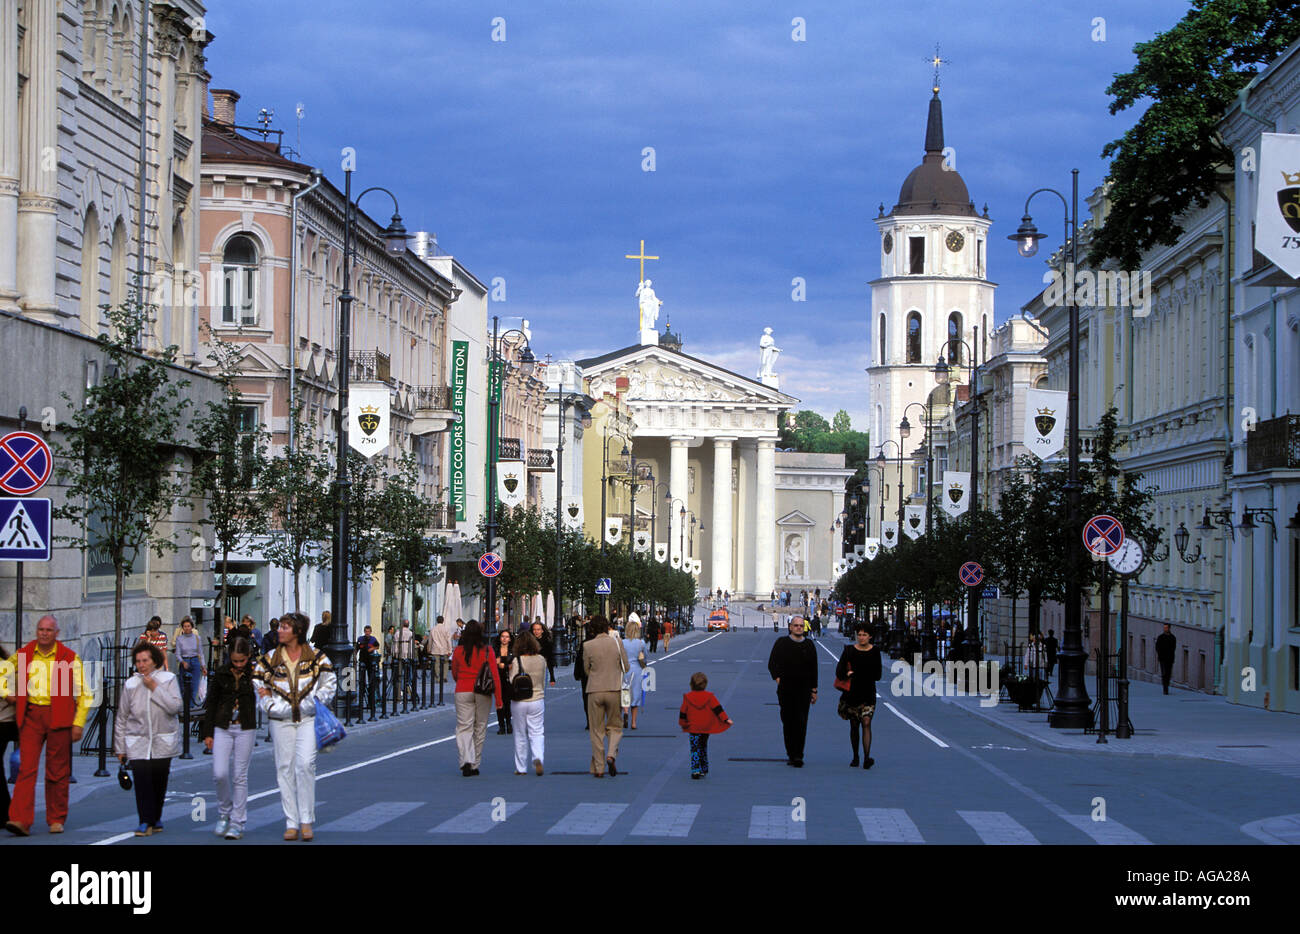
[598,430,629,615]
[667,497,687,564]
[330,171,412,687]
[877,439,906,633]
[939,338,983,648]
[553,391,589,657]
[1239,507,1277,539]
[485,315,534,634]
[1010,168,1090,728]
[1173,522,1202,563]
[903,398,937,641]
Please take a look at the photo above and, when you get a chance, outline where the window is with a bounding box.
[906,312,922,363]
[110,218,127,309]
[221,234,259,326]
[234,404,259,487]
[909,236,925,275]
[80,207,101,333]
[977,240,984,277]
[948,312,963,365]
[878,313,886,365]
[936,445,949,478]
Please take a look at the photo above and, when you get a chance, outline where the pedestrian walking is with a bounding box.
[426,616,455,706]
[836,622,882,769]
[1156,624,1177,694]
[255,612,337,842]
[573,619,594,729]
[5,615,92,837]
[310,611,332,651]
[645,616,660,654]
[1044,629,1059,677]
[114,640,183,836]
[494,628,515,734]
[356,624,380,716]
[529,621,557,685]
[767,616,818,767]
[172,616,207,709]
[1023,633,1045,679]
[678,672,733,779]
[201,637,258,840]
[395,619,417,704]
[451,621,502,776]
[662,616,674,651]
[508,631,547,776]
[621,619,649,730]
[139,615,170,671]
[583,616,629,778]
[261,623,279,656]
[0,648,17,824]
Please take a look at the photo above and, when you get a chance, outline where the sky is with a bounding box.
[204,0,1194,429]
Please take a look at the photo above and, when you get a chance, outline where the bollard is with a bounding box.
[378,660,389,720]
[179,670,193,759]
[420,658,429,709]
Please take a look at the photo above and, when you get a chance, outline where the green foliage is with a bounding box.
[831,409,852,434]
[379,454,445,627]
[1089,0,1300,269]
[779,409,871,483]
[53,299,192,647]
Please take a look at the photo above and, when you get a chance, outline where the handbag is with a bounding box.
[117,762,133,790]
[510,656,534,701]
[313,697,346,750]
[621,686,632,708]
[637,650,647,669]
[195,672,208,707]
[474,651,496,696]
[833,673,852,692]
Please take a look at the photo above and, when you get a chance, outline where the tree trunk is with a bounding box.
[292,561,302,613]
[219,546,230,630]
[1028,583,1041,637]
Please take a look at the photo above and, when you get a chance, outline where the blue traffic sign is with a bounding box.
[595,578,612,595]
[0,497,51,562]
[478,551,503,578]
[1083,514,1125,557]
[0,432,52,496]
[959,561,984,587]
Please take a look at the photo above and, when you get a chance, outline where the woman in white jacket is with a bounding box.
[114,641,182,837]
[254,612,336,842]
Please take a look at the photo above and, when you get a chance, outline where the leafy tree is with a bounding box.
[257,407,334,612]
[1089,0,1300,269]
[345,450,386,632]
[379,454,443,632]
[190,329,269,621]
[53,300,193,659]
[831,409,852,434]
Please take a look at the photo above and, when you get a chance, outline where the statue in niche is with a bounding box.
[783,535,804,579]
[759,327,781,378]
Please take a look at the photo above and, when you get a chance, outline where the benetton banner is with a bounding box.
[450,340,468,522]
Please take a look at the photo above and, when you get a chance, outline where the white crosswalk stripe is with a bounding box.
[430,800,526,834]
[190,801,311,832]
[629,803,700,837]
[1062,814,1152,845]
[855,807,925,843]
[957,810,1040,845]
[749,805,806,840]
[318,801,423,832]
[547,803,628,835]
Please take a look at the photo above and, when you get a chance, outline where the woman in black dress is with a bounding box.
[494,629,516,734]
[836,621,882,768]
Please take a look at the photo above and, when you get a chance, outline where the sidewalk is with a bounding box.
[896,655,1300,773]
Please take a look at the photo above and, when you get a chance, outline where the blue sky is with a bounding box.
[205,0,1193,427]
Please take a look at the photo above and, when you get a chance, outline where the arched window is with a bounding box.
[982,314,988,360]
[221,234,259,326]
[80,207,101,333]
[878,313,886,365]
[906,312,922,364]
[947,312,963,365]
[109,218,127,310]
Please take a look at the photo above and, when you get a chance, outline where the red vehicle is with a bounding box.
[707,607,730,632]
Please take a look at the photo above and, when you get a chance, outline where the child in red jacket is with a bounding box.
[678,672,734,779]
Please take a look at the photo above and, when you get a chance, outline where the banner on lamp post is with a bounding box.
[450,340,468,520]
[942,471,970,517]
[881,521,899,549]
[1256,133,1300,278]
[562,497,583,529]
[1024,388,1067,460]
[634,531,650,553]
[348,386,390,457]
[604,517,623,546]
[864,538,879,560]
[497,460,526,508]
[903,506,926,539]
[654,542,668,563]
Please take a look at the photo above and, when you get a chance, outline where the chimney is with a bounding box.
[211,88,240,126]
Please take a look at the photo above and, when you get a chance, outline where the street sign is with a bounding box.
[478,551,503,578]
[0,498,51,561]
[0,431,53,496]
[1083,514,1125,557]
[595,578,612,595]
[959,561,984,587]
[981,586,999,600]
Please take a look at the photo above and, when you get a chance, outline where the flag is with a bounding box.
[497,460,526,507]
[654,543,668,563]
[348,386,390,457]
[881,521,899,549]
[903,505,926,539]
[1257,133,1300,277]
[604,517,622,546]
[864,538,879,560]
[942,471,970,517]
[634,531,650,553]
[561,497,583,529]
[1024,388,1067,460]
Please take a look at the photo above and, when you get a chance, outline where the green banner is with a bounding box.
[450,340,468,521]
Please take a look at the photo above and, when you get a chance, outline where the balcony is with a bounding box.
[527,448,555,471]
[1247,414,1300,472]
[411,384,456,437]
[429,503,455,531]
[499,437,522,460]
[349,350,391,384]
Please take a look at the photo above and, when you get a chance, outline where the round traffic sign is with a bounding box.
[1083,514,1125,557]
[0,431,53,495]
[959,561,984,587]
[478,551,503,578]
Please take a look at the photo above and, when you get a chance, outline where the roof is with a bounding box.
[890,92,977,218]
[576,342,781,394]
[201,117,313,174]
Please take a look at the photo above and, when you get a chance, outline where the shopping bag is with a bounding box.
[195,673,208,707]
[313,698,346,750]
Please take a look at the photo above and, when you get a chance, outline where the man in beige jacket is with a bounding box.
[424,616,455,706]
[582,616,629,777]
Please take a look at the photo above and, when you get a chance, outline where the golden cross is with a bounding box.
[624,239,659,283]
[928,43,949,94]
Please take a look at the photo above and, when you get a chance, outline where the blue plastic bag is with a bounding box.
[7,746,17,782]
[313,698,345,750]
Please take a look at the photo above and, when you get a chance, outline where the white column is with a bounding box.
[16,0,59,319]
[711,438,735,593]
[0,0,20,309]
[669,436,690,563]
[754,439,776,599]
[735,441,753,597]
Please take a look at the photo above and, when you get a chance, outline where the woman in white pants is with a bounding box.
[508,631,547,775]
[255,612,336,841]
[200,637,258,839]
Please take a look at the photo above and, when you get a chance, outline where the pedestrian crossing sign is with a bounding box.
[0,497,51,561]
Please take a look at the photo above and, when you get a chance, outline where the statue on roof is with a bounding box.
[636,278,661,332]
[759,327,781,379]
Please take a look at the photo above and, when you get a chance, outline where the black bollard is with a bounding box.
[179,669,193,759]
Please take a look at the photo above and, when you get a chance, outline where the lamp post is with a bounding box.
[936,338,982,650]
[554,392,588,659]
[876,441,905,633]
[599,430,629,615]
[902,398,937,645]
[485,315,535,635]
[1009,168,1092,728]
[667,497,687,565]
[330,170,410,685]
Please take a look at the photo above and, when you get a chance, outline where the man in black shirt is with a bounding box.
[1155,624,1177,694]
[1044,629,1059,677]
[767,617,818,766]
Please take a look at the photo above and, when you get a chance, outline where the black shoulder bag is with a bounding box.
[510,656,534,701]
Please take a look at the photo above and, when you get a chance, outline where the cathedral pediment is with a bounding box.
[579,345,797,407]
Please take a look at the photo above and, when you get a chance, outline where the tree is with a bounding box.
[257,408,334,612]
[345,450,386,633]
[379,454,443,632]
[831,409,852,434]
[53,300,193,659]
[190,329,269,620]
[1088,0,1300,269]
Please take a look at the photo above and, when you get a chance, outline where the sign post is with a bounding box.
[1,409,54,652]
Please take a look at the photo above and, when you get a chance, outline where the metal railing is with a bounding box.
[527,448,555,471]
[499,437,522,459]
[1247,414,1300,471]
[415,385,453,411]
[349,350,391,383]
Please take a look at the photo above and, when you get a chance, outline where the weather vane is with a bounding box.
[927,43,949,94]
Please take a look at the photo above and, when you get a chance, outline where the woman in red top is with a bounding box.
[450,620,502,776]
[140,616,169,671]
[678,672,733,779]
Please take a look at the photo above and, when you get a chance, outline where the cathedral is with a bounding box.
[866,87,997,540]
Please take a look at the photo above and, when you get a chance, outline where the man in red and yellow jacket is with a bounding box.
[4,615,93,836]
